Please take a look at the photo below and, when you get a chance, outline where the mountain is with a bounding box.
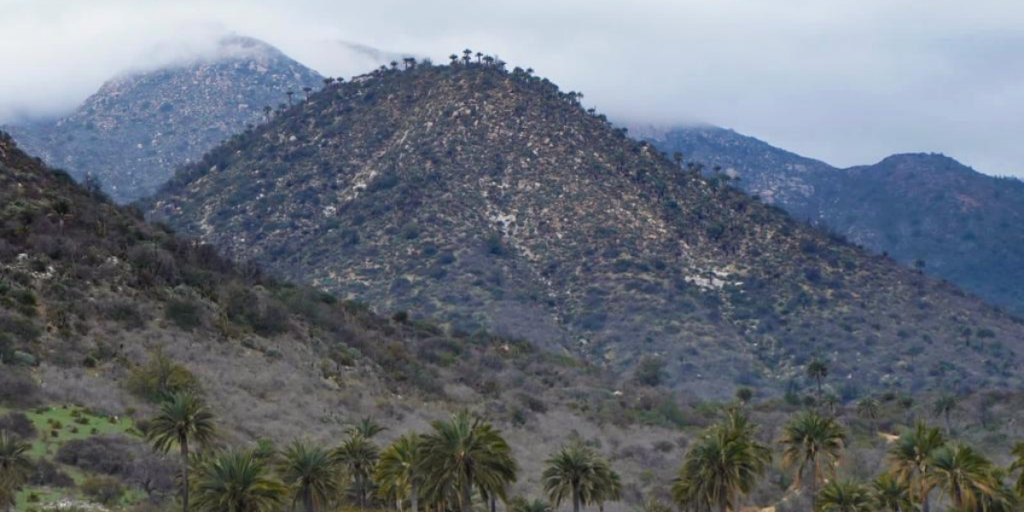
[643,125,1024,316]
[4,36,323,203]
[2,129,700,510]
[148,60,1024,397]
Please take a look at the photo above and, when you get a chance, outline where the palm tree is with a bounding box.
[347,417,386,440]
[376,434,422,512]
[0,430,32,512]
[816,480,872,512]
[1010,442,1024,497]
[418,410,518,512]
[823,394,841,416]
[279,440,340,512]
[510,497,552,512]
[302,86,313,100]
[146,391,218,512]
[872,474,912,512]
[286,90,294,106]
[779,411,845,507]
[50,198,72,234]
[931,395,958,435]
[806,359,828,400]
[334,434,379,509]
[191,449,286,512]
[673,410,771,512]
[543,441,621,512]
[856,398,880,429]
[887,421,945,512]
[924,443,997,510]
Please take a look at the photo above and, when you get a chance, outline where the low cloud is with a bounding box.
[1,0,1021,175]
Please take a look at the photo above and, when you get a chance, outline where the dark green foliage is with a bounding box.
[166,297,203,331]
[127,351,202,403]
[81,475,125,505]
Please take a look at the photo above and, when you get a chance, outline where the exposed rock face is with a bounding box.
[150,62,1024,396]
[645,126,1024,316]
[5,36,322,203]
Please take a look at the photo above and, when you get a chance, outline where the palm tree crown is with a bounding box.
[146,391,218,512]
[543,441,621,512]
[376,434,423,512]
[0,430,32,512]
[191,449,286,512]
[779,411,845,505]
[816,480,872,512]
[924,443,997,511]
[418,410,518,512]
[886,421,946,512]
[334,433,380,509]
[673,410,771,512]
[279,440,339,512]
[871,473,912,512]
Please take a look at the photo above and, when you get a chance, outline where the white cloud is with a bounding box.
[1,0,1022,175]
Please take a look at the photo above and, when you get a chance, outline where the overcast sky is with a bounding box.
[1,0,1022,176]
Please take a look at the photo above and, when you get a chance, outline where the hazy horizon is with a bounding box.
[2,0,1021,176]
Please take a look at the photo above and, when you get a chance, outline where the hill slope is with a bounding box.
[150,61,1024,396]
[645,126,1024,316]
[3,129,711,510]
[5,36,322,203]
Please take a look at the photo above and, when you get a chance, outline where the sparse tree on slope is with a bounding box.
[146,391,218,512]
[932,395,959,435]
[856,398,880,430]
[806,359,829,400]
[347,417,387,440]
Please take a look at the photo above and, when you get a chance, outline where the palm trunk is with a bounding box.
[810,461,819,510]
[490,495,496,512]
[411,481,419,512]
[573,487,580,512]
[461,482,472,512]
[305,492,314,512]
[920,481,930,512]
[181,437,190,512]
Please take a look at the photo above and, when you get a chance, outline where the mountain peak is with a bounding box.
[4,37,322,203]
[151,58,1024,396]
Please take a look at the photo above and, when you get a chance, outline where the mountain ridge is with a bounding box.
[149,59,1024,397]
[644,125,1024,317]
[4,36,323,203]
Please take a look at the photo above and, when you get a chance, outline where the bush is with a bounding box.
[0,368,42,407]
[81,475,125,505]
[127,350,202,402]
[0,412,37,439]
[165,298,202,331]
[30,459,75,488]
[634,356,667,387]
[56,435,137,476]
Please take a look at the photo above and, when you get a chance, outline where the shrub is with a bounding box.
[127,350,202,402]
[0,368,42,407]
[165,298,202,331]
[0,412,37,439]
[30,459,75,488]
[81,475,125,505]
[634,356,667,387]
[56,435,137,476]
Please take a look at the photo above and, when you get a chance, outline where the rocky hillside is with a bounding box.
[149,60,1024,397]
[645,126,1024,316]
[5,36,322,203]
[2,129,711,510]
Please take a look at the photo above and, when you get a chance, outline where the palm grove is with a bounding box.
[6,363,1024,512]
